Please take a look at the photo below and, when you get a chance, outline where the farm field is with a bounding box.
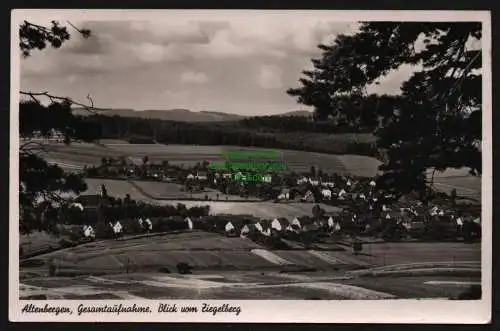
[20,272,480,300]
[129,180,253,201]
[79,178,340,218]
[38,141,481,200]
[342,242,481,267]
[19,231,481,300]
[40,141,378,176]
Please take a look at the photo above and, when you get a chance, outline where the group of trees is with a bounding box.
[288,22,482,197]
[71,114,377,157]
[19,21,97,234]
[239,115,373,134]
[64,199,210,228]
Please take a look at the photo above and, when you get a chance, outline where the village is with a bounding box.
[46,152,482,259]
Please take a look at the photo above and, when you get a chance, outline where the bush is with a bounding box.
[95,222,114,239]
[67,228,84,242]
[177,262,193,274]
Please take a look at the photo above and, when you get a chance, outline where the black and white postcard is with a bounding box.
[10,9,492,323]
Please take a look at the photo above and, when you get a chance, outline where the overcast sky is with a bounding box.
[20,15,416,116]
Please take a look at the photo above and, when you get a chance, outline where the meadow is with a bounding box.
[20,230,481,300]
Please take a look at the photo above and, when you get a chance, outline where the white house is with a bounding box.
[327,217,334,229]
[261,175,272,183]
[145,218,152,231]
[369,180,376,187]
[271,218,282,231]
[338,189,346,200]
[297,177,308,185]
[291,217,302,229]
[84,225,95,239]
[185,217,193,230]
[240,225,250,237]
[346,180,352,187]
[113,221,123,234]
[429,206,439,216]
[186,174,195,180]
[262,228,271,237]
[321,189,332,199]
[254,222,264,233]
[225,221,235,233]
[309,179,320,186]
[285,225,295,233]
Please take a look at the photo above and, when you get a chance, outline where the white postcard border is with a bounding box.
[10,9,492,324]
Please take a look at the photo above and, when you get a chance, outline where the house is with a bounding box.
[83,225,95,238]
[271,218,282,232]
[186,173,195,180]
[296,177,308,185]
[301,190,314,202]
[112,221,123,235]
[144,218,153,231]
[291,217,302,230]
[337,189,347,200]
[309,179,320,186]
[185,217,193,230]
[261,174,272,183]
[270,218,289,232]
[240,224,250,238]
[254,221,264,233]
[321,189,332,199]
[225,221,236,236]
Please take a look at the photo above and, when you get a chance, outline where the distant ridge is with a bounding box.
[72,107,312,122]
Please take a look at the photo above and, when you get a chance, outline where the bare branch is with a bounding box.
[86,94,94,108]
[66,21,91,38]
[20,91,108,114]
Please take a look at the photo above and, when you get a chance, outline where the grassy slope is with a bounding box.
[20,230,481,300]
[23,231,480,274]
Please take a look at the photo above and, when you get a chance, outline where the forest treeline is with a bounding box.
[71,113,378,157]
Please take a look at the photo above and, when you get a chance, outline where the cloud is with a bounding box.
[181,70,209,84]
[257,64,283,89]
[18,15,422,115]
